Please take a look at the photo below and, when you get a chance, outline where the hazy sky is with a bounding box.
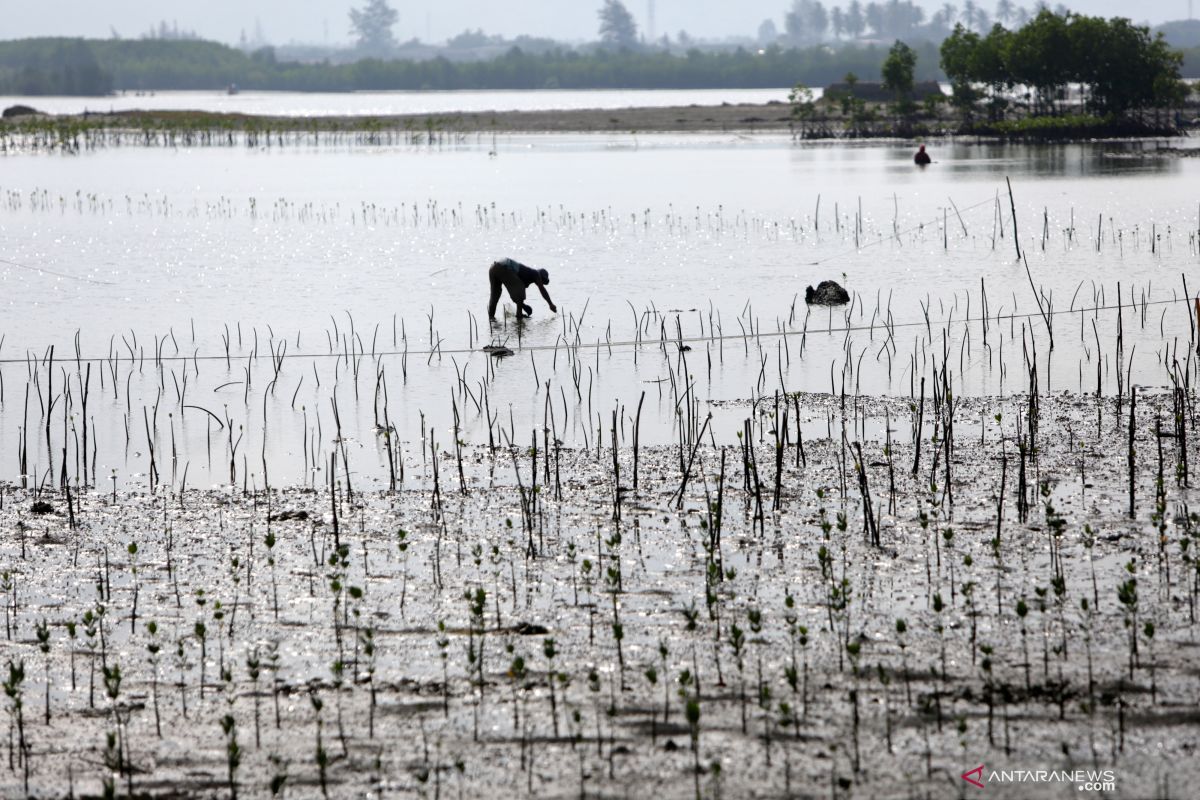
[4,1,1189,46]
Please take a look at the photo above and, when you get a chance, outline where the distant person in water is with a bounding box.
[488,258,556,320]
[914,145,931,166]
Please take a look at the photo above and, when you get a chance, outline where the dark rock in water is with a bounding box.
[30,501,54,514]
[3,105,42,119]
[805,280,850,305]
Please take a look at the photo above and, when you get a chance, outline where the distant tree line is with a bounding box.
[0,38,942,95]
[940,10,1186,121]
[0,11,1194,102]
[0,39,112,96]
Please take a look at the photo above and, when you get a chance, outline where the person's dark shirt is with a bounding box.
[499,257,540,285]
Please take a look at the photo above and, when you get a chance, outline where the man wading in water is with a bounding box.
[488,257,557,320]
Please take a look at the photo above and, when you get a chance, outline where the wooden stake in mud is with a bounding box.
[793,392,806,468]
[1128,384,1136,519]
[773,410,785,512]
[673,415,711,510]
[1005,177,1021,262]
[1022,254,1054,350]
[633,392,645,490]
[853,442,879,547]
[330,452,340,552]
[912,377,925,477]
[611,409,621,521]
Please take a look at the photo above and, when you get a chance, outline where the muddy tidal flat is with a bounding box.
[0,388,1197,799]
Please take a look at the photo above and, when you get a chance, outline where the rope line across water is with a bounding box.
[0,257,116,286]
[0,297,1190,366]
[807,193,1001,266]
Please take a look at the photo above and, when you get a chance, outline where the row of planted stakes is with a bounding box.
[0,113,468,154]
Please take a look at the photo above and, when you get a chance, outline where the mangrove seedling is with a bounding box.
[396,528,410,615]
[311,689,329,800]
[1143,621,1156,702]
[65,618,78,692]
[221,713,241,800]
[266,641,282,729]
[543,637,560,736]
[359,628,377,738]
[896,618,911,706]
[1117,560,1139,679]
[729,622,747,733]
[1016,598,1031,692]
[506,645,527,733]
[194,620,208,703]
[127,542,140,633]
[264,529,280,620]
[644,662,658,743]
[678,669,702,800]
[4,659,28,795]
[269,755,288,796]
[35,618,50,724]
[146,621,162,736]
[83,608,99,708]
[436,620,450,717]
[246,647,262,747]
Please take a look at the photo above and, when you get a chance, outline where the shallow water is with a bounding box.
[0,135,1197,487]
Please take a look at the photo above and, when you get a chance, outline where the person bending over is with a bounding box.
[487,257,556,319]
